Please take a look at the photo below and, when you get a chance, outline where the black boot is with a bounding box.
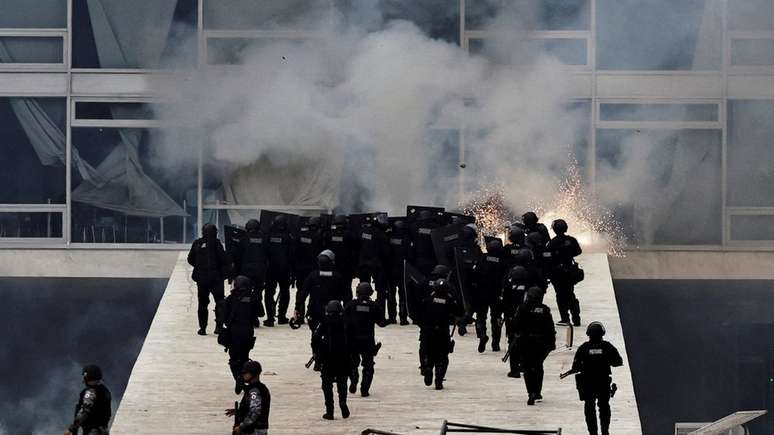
[322,382,335,420]
[349,369,359,394]
[361,369,374,397]
[478,335,489,353]
[337,381,350,418]
[434,365,447,390]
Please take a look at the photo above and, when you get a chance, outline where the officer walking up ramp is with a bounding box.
[111,253,641,434]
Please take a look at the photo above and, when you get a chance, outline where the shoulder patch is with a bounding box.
[84,390,95,400]
[250,391,258,400]
[432,297,447,304]
[486,256,499,263]
[361,233,373,240]
[532,307,544,314]
[319,271,333,277]
[200,242,206,248]
[589,348,604,355]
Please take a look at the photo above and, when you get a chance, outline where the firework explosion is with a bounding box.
[461,184,515,244]
[461,159,626,256]
[530,159,626,257]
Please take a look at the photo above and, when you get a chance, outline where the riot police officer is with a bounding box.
[475,238,507,353]
[547,219,583,326]
[502,266,530,378]
[326,215,358,298]
[418,279,463,390]
[226,360,271,435]
[455,224,481,336]
[312,300,352,420]
[387,220,412,325]
[188,223,231,335]
[569,322,623,435]
[294,250,349,333]
[521,212,550,241]
[218,276,261,394]
[357,216,390,318]
[345,282,389,397]
[504,227,526,268]
[236,219,269,327]
[64,365,112,435]
[294,217,324,292]
[410,210,440,276]
[265,216,294,326]
[514,286,556,405]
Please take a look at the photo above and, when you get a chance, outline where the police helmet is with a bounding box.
[202,223,218,238]
[586,321,606,338]
[241,360,263,376]
[325,300,344,316]
[508,228,525,244]
[82,365,103,382]
[333,214,347,225]
[356,282,374,297]
[526,232,546,248]
[513,248,533,265]
[522,212,539,227]
[508,265,528,281]
[526,286,543,303]
[308,216,321,228]
[234,275,252,291]
[418,210,433,221]
[245,219,260,233]
[431,264,450,278]
[551,219,568,234]
[486,238,503,253]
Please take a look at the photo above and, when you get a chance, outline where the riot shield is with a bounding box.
[259,210,301,234]
[430,223,467,268]
[453,246,479,314]
[403,260,427,321]
[406,205,445,223]
[443,211,476,225]
[224,225,246,275]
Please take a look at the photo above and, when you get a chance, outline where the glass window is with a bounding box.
[469,37,587,65]
[206,37,308,65]
[596,0,721,70]
[0,0,67,28]
[75,102,159,120]
[204,0,330,30]
[377,0,460,45]
[596,129,722,245]
[466,0,590,31]
[0,212,63,238]
[728,0,774,31]
[731,39,774,67]
[0,98,66,204]
[0,37,63,64]
[599,103,719,122]
[72,0,198,69]
[728,101,774,207]
[730,215,774,241]
[71,128,197,243]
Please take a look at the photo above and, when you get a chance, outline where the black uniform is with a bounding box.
[514,296,556,402]
[356,223,390,315]
[187,226,230,332]
[312,311,352,419]
[235,229,269,323]
[70,384,112,435]
[293,223,324,291]
[386,225,412,323]
[326,222,358,298]
[475,242,507,352]
[295,270,349,332]
[236,380,271,434]
[220,284,261,385]
[344,296,388,396]
[526,231,551,285]
[266,222,294,324]
[572,339,623,435]
[502,267,530,376]
[547,234,583,324]
[418,282,463,389]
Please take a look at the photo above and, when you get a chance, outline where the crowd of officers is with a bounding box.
[63,209,623,435]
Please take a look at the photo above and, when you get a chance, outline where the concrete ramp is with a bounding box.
[111,253,641,434]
